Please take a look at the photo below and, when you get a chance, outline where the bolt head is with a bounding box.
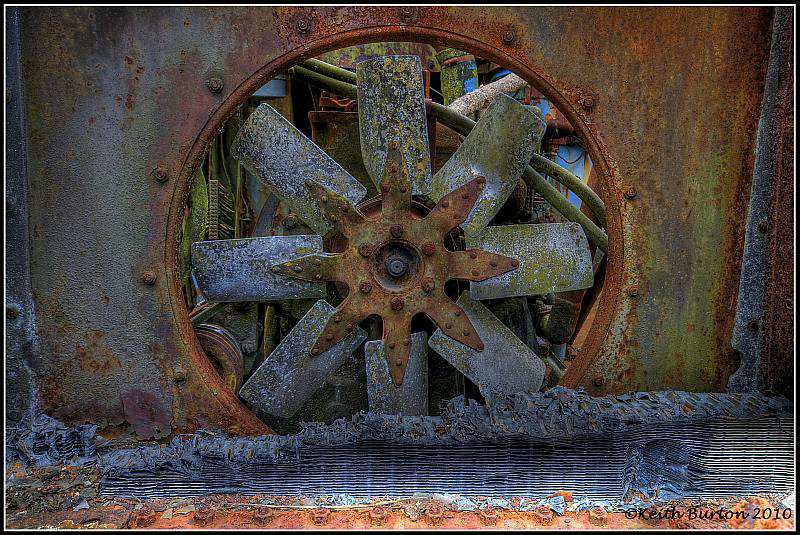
[624,186,637,199]
[283,215,297,229]
[358,243,372,257]
[502,31,516,44]
[627,287,639,298]
[421,242,436,256]
[388,140,399,150]
[422,278,436,292]
[359,282,372,294]
[205,77,224,93]
[757,220,768,234]
[390,224,404,238]
[154,166,168,182]
[476,175,486,185]
[173,367,187,383]
[141,270,157,285]
[390,297,404,311]
[581,96,595,110]
[747,319,760,332]
[296,16,310,34]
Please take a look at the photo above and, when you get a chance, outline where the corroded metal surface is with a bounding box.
[231,103,367,236]
[430,94,545,237]
[428,292,545,395]
[16,6,782,437]
[466,223,593,300]
[273,147,517,385]
[356,55,432,195]
[192,236,325,302]
[365,332,428,416]
[239,300,367,418]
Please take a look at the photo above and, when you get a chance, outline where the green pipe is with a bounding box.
[530,153,606,228]
[293,60,609,253]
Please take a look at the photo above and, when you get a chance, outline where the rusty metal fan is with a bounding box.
[191,56,593,419]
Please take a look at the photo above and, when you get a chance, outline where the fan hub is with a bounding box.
[273,144,520,385]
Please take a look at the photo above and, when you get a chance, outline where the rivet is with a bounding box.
[271,266,281,273]
[454,310,462,317]
[463,331,470,337]
[141,270,157,285]
[757,220,768,234]
[461,192,468,199]
[627,287,639,298]
[398,6,415,24]
[389,342,396,349]
[502,31,516,45]
[445,323,452,329]
[624,186,637,199]
[510,260,520,268]
[490,260,498,267]
[313,258,322,266]
[345,324,353,331]
[173,367,187,383]
[400,186,407,193]
[305,180,314,188]
[747,319,759,332]
[153,166,168,183]
[396,360,402,366]
[315,274,322,280]
[7,306,19,320]
[469,251,478,259]
[422,278,436,292]
[471,269,480,277]
[381,183,391,193]
[442,200,449,208]
[476,176,486,185]
[476,341,485,350]
[283,215,297,229]
[326,334,333,341]
[453,213,461,220]
[388,140,399,150]
[205,77,224,94]
[320,195,328,203]
[311,347,320,355]
[403,339,410,346]
[333,316,341,323]
[296,15,310,34]
[293,265,303,273]
[581,96,595,111]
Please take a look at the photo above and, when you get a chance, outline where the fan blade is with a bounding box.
[231,103,367,237]
[239,299,367,418]
[428,291,545,396]
[365,331,428,416]
[466,222,593,300]
[356,55,432,195]
[430,94,545,237]
[191,235,326,302]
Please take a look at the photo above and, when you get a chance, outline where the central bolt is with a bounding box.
[385,257,408,277]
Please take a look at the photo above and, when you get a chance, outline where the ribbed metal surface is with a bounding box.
[100,418,793,500]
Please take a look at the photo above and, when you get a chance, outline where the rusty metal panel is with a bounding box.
[15,6,782,438]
